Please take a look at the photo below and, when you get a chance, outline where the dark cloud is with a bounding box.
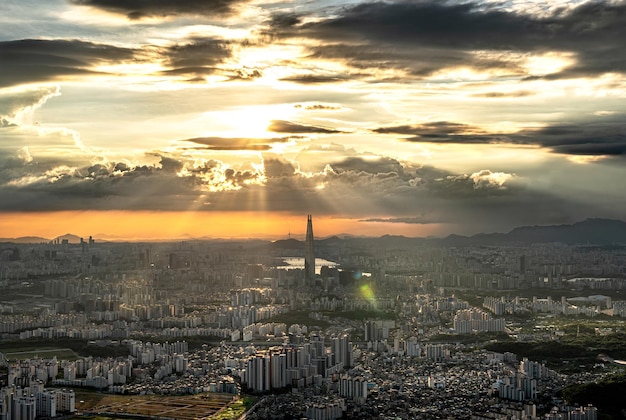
[70,0,247,20]
[0,37,237,87]
[303,42,476,80]
[157,156,184,173]
[297,2,532,47]
[551,143,626,156]
[279,74,351,84]
[374,121,481,137]
[268,120,344,134]
[0,39,135,87]
[374,118,626,158]
[227,68,263,81]
[268,12,302,29]
[330,156,405,176]
[525,122,626,156]
[184,136,289,151]
[224,167,257,184]
[373,121,504,144]
[0,154,260,212]
[163,39,232,77]
[269,1,626,79]
[263,155,298,178]
[0,148,619,233]
[0,118,16,128]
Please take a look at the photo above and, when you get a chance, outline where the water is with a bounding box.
[277,257,338,274]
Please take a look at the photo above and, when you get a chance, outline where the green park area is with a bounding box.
[266,308,397,330]
[265,311,330,329]
[561,371,626,420]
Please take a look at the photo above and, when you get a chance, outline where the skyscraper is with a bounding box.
[304,214,315,285]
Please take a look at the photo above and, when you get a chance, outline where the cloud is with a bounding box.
[426,171,516,200]
[0,118,16,128]
[269,1,626,80]
[279,74,351,85]
[156,155,183,173]
[227,68,263,81]
[469,170,514,190]
[523,121,626,156]
[0,145,619,234]
[263,154,298,178]
[373,117,626,158]
[374,121,483,137]
[16,147,33,164]
[0,39,136,87]
[267,12,302,30]
[268,120,344,134]
[0,37,239,87]
[69,0,248,20]
[472,91,534,98]
[163,39,233,77]
[0,86,61,126]
[184,136,289,151]
[330,156,405,176]
[295,103,342,111]
[0,153,264,211]
[373,121,506,145]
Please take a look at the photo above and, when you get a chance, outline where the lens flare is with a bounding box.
[359,282,376,308]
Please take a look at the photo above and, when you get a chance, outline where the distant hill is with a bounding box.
[270,218,626,251]
[439,218,626,246]
[270,238,303,249]
[0,236,49,244]
[0,233,86,244]
[507,218,626,244]
[54,233,83,244]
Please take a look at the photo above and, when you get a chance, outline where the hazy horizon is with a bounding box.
[2,215,624,243]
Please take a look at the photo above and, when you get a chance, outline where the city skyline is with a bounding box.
[1,0,626,240]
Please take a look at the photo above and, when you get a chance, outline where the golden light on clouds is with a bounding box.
[91,62,165,76]
[524,52,576,76]
[202,104,298,138]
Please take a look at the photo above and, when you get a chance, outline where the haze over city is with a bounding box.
[2,0,626,240]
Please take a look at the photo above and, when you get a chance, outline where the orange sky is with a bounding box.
[0,211,445,241]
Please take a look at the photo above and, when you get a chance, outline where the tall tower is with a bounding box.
[304,214,315,285]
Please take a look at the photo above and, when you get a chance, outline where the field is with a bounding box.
[4,347,79,361]
[74,390,237,420]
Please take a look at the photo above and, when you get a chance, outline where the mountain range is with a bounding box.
[1,218,625,246]
[271,218,626,249]
[0,233,83,244]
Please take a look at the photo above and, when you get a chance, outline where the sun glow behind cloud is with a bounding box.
[524,52,576,76]
[201,104,299,137]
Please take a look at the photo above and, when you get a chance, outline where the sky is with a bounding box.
[1,0,625,240]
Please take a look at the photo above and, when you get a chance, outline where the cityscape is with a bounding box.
[1,215,626,419]
[3,0,626,419]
